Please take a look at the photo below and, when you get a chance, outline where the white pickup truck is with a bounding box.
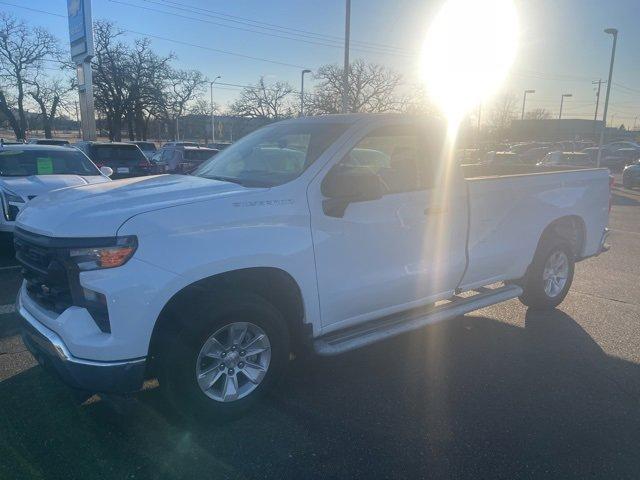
[14,114,610,418]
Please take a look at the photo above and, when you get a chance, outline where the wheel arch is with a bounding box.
[535,215,587,260]
[147,267,308,369]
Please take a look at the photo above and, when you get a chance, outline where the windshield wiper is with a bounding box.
[203,175,247,185]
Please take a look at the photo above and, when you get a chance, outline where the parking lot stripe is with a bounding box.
[0,304,16,314]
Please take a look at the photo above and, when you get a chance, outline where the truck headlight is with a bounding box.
[69,236,137,271]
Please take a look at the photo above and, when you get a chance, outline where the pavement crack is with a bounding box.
[572,289,639,307]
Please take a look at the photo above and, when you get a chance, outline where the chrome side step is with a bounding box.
[313,284,523,356]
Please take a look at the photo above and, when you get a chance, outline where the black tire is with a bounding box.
[158,291,290,421]
[519,237,575,310]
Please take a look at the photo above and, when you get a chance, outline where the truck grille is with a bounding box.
[14,231,73,314]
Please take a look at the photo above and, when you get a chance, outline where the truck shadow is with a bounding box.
[1,309,639,479]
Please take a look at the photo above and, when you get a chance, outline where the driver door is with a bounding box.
[309,123,468,331]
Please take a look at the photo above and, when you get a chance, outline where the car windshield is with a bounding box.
[184,150,216,161]
[32,140,69,146]
[194,122,348,187]
[0,148,100,177]
[90,145,146,164]
[135,142,156,152]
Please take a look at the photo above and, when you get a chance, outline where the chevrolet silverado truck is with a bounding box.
[14,114,610,418]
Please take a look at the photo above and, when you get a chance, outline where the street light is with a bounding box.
[597,28,618,168]
[210,75,221,145]
[521,89,535,120]
[558,93,572,120]
[341,0,351,113]
[300,69,311,117]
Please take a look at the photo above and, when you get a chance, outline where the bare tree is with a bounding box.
[488,93,518,132]
[29,76,73,138]
[92,21,133,140]
[93,21,177,141]
[397,85,438,115]
[308,60,402,114]
[229,77,294,119]
[524,108,551,120]
[0,13,63,139]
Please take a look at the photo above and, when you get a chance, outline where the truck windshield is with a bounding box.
[0,149,101,177]
[194,123,348,187]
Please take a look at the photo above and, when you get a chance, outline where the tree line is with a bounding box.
[0,13,538,142]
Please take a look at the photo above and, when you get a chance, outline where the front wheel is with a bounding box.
[519,238,575,310]
[158,293,290,421]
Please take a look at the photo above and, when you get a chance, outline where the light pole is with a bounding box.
[300,69,311,117]
[597,28,618,167]
[559,93,572,120]
[521,89,535,120]
[341,0,351,113]
[210,75,221,145]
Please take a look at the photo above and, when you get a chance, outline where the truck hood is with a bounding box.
[1,174,109,200]
[16,174,255,237]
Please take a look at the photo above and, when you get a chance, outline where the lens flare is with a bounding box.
[421,0,519,124]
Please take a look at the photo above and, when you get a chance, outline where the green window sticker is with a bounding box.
[36,157,54,175]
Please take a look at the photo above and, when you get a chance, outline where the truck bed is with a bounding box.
[457,165,610,290]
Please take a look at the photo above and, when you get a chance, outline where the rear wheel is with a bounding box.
[519,238,575,310]
[158,292,290,421]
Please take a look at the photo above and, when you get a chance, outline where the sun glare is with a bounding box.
[421,0,519,124]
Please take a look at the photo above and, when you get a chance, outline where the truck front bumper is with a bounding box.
[17,292,146,394]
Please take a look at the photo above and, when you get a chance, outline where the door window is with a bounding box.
[338,125,437,194]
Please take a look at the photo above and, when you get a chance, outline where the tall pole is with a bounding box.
[476,103,482,145]
[341,0,351,114]
[559,93,572,120]
[210,76,221,145]
[593,79,602,121]
[300,69,311,116]
[597,28,618,168]
[521,89,535,120]
[75,101,81,138]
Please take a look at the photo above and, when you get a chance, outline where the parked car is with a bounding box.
[484,151,524,165]
[162,141,200,148]
[538,151,594,168]
[27,138,71,146]
[207,142,232,150]
[75,141,152,179]
[582,147,628,172]
[622,160,640,189]
[129,141,157,160]
[0,144,111,237]
[613,147,640,167]
[156,145,218,174]
[519,146,552,164]
[149,151,167,174]
[14,114,610,419]
[605,140,640,152]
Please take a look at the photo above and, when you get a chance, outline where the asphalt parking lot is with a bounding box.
[0,186,639,480]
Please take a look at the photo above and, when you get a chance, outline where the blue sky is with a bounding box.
[2,0,640,126]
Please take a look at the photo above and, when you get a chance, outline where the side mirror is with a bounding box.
[321,165,384,217]
[100,166,113,177]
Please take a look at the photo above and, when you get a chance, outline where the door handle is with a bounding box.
[424,206,447,215]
